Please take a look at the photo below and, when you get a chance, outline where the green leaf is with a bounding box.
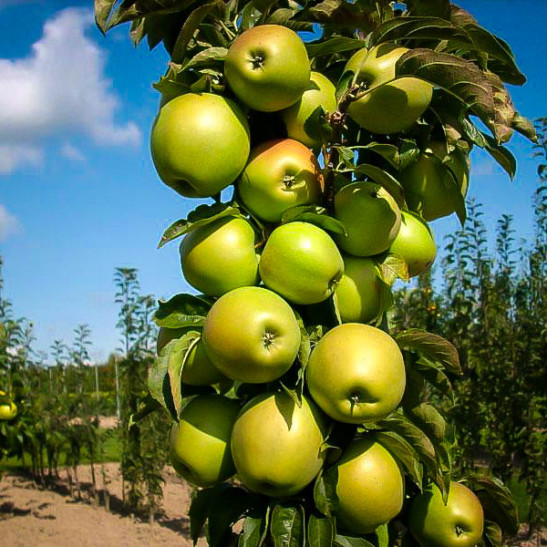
[374,431,423,490]
[375,523,389,547]
[167,331,201,416]
[352,143,402,169]
[407,0,451,19]
[171,1,224,64]
[394,329,462,375]
[379,413,440,489]
[313,467,339,517]
[396,49,507,142]
[239,505,270,547]
[128,394,162,429]
[281,206,347,237]
[306,37,365,58]
[94,0,117,34]
[370,16,468,46]
[307,513,334,547]
[154,293,212,329]
[294,310,311,370]
[299,0,375,31]
[407,403,447,443]
[351,164,405,209]
[147,340,177,420]
[208,485,252,547]
[181,46,228,71]
[483,520,503,547]
[379,253,409,285]
[334,534,375,547]
[414,357,454,400]
[159,203,243,247]
[189,487,215,543]
[270,502,305,547]
[463,475,519,536]
[303,105,333,146]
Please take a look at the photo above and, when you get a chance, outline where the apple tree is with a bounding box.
[95,0,536,544]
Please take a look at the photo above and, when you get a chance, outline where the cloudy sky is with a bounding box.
[1,1,545,362]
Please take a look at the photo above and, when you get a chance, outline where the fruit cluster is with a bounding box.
[149,22,491,546]
[0,390,17,421]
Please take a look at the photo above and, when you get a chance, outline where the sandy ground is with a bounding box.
[0,463,203,546]
[0,463,544,546]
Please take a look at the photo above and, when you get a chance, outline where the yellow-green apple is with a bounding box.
[180,216,260,297]
[332,437,404,534]
[157,327,227,386]
[334,182,402,257]
[170,394,240,486]
[345,44,433,134]
[408,481,484,547]
[0,390,17,421]
[237,138,323,223]
[230,391,328,497]
[150,93,250,197]
[388,211,437,277]
[306,323,405,423]
[401,144,470,221]
[259,221,344,305]
[281,71,337,147]
[334,256,385,323]
[224,24,310,112]
[202,287,301,383]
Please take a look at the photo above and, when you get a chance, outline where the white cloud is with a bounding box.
[0,8,141,174]
[60,143,86,162]
[0,204,22,241]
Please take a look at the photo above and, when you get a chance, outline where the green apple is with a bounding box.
[170,394,240,486]
[409,481,484,547]
[157,327,227,386]
[0,390,17,421]
[259,221,344,305]
[281,71,337,147]
[306,323,405,423]
[180,216,260,297]
[202,286,301,383]
[345,44,433,134]
[333,437,405,534]
[334,255,385,323]
[237,138,323,223]
[150,93,250,198]
[401,144,470,221]
[388,211,437,277]
[230,391,328,497]
[225,24,310,112]
[334,182,402,257]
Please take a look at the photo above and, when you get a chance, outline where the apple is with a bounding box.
[230,391,328,497]
[334,255,385,323]
[202,286,301,383]
[157,327,227,386]
[281,71,337,147]
[170,394,240,487]
[180,216,260,297]
[259,221,344,305]
[388,211,437,277]
[401,144,470,221]
[334,181,402,257]
[0,390,17,421]
[333,437,405,534]
[150,93,250,198]
[345,44,433,134]
[408,481,484,547]
[224,24,310,112]
[306,323,405,423]
[237,138,323,223]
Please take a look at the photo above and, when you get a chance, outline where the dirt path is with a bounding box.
[0,463,544,546]
[0,463,203,546]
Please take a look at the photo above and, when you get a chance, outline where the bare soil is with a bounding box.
[0,463,544,546]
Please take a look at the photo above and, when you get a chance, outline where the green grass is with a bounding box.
[0,427,122,473]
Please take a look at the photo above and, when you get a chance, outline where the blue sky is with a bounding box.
[0,1,545,363]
